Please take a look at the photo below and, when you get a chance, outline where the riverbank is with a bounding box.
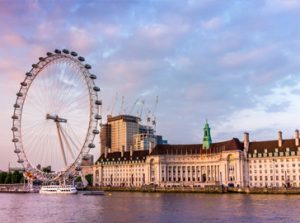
[88,185,300,194]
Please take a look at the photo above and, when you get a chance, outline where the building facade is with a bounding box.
[93,122,300,188]
[247,130,300,188]
[100,115,165,153]
[93,122,247,187]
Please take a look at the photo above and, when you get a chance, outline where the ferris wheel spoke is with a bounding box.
[55,122,68,167]
[62,124,82,153]
[59,126,76,160]
[66,124,86,152]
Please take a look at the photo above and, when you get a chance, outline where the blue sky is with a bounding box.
[1,0,300,169]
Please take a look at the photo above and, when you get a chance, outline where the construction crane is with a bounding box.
[138,100,145,119]
[129,98,140,115]
[152,96,159,133]
[146,109,151,135]
[110,93,118,116]
[120,96,125,115]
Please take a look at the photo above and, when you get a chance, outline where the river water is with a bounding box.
[0,192,299,223]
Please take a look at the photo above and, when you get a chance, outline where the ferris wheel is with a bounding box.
[11,49,102,183]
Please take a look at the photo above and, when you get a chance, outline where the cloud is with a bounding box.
[201,17,222,30]
[1,0,300,169]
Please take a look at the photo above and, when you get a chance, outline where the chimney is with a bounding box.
[121,146,125,157]
[104,147,108,159]
[130,146,133,157]
[278,131,282,147]
[244,132,249,150]
[149,142,153,155]
[295,129,299,146]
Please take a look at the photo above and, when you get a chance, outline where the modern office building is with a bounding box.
[100,115,140,152]
[100,115,165,154]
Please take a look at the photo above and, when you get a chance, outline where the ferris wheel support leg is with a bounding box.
[56,122,68,167]
[59,127,76,160]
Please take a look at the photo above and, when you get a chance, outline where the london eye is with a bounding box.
[11,49,101,183]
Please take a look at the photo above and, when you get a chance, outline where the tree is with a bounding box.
[19,175,26,184]
[0,172,7,184]
[75,176,82,182]
[42,166,52,173]
[4,172,12,184]
[11,171,22,184]
[85,174,93,186]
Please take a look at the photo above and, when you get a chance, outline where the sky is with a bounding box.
[1,0,300,170]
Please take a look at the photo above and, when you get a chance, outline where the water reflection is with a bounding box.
[0,193,298,223]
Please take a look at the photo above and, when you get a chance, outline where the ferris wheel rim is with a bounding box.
[11,49,101,182]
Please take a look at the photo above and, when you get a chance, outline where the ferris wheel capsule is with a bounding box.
[62,49,69,54]
[88,143,96,148]
[90,74,97,80]
[95,100,102,106]
[20,82,27,87]
[71,51,78,57]
[92,130,99,135]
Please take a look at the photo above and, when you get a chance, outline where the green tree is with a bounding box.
[4,172,12,184]
[85,174,93,186]
[11,171,22,184]
[42,166,51,173]
[75,176,82,182]
[19,175,26,184]
[0,172,7,184]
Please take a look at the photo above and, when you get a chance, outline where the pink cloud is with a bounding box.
[219,45,277,68]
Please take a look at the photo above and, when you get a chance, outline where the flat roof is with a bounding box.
[107,115,141,123]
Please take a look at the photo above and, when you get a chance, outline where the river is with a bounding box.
[0,192,299,223]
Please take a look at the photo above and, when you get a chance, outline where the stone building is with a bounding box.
[94,149,149,187]
[93,122,247,187]
[247,130,300,188]
[93,121,300,189]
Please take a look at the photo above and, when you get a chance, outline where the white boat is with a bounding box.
[39,185,77,194]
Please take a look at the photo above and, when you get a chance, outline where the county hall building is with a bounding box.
[93,121,300,188]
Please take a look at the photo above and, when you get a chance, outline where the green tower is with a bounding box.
[203,120,212,149]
